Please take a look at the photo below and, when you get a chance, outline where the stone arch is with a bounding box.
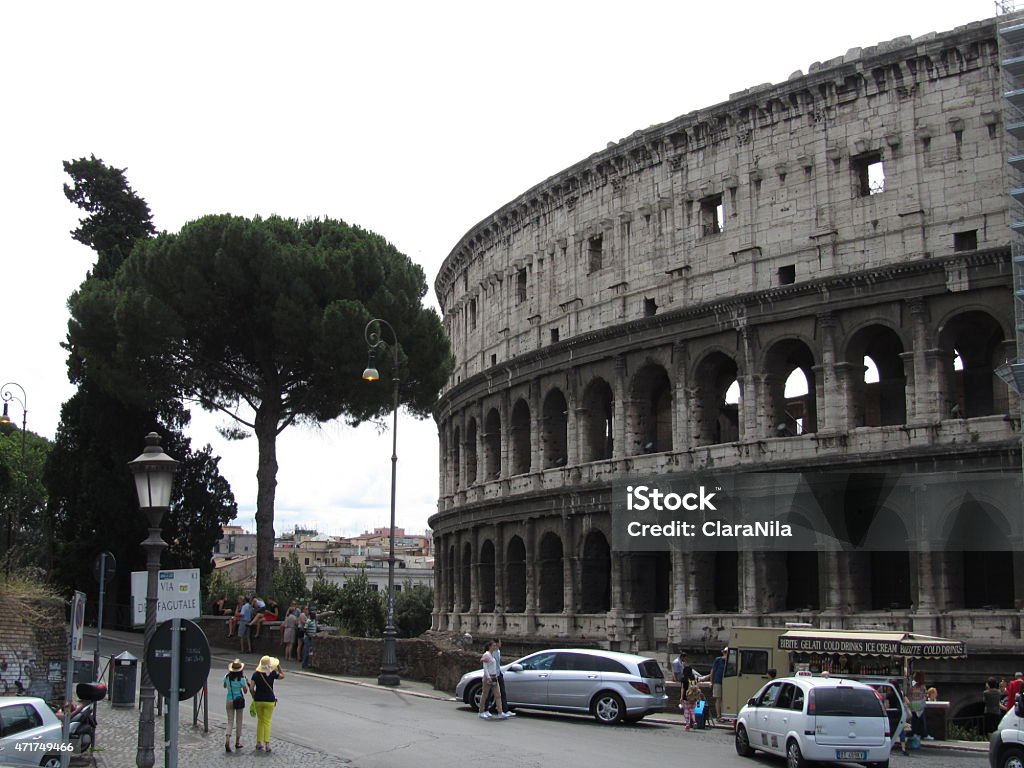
[460,541,472,613]
[629,363,672,454]
[580,530,611,613]
[466,417,478,485]
[510,398,532,475]
[506,536,526,612]
[452,424,461,490]
[538,531,564,612]
[542,388,569,468]
[782,512,820,611]
[938,310,1008,418]
[580,377,614,462]
[693,351,741,445]
[763,338,818,436]
[713,550,739,612]
[624,551,671,612]
[845,324,907,427]
[867,512,912,610]
[943,498,1015,609]
[484,408,501,479]
[479,539,495,612]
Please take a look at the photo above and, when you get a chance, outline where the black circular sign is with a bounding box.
[93,551,116,584]
[145,619,211,700]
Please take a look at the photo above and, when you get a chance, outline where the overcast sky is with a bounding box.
[1,1,994,539]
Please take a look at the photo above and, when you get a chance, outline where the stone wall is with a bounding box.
[0,592,67,703]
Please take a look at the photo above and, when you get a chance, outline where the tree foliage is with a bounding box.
[48,157,237,620]
[394,584,433,638]
[270,551,307,611]
[334,571,385,638]
[0,423,52,573]
[67,214,452,595]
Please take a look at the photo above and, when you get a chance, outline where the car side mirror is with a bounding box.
[748,697,757,707]
[1015,693,1024,719]
[509,664,523,673]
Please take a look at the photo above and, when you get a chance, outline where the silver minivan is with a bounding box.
[735,676,892,767]
[455,648,667,725]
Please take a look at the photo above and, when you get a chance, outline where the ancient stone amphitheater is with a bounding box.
[430,15,1021,680]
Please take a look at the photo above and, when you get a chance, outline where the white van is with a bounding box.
[735,676,892,768]
[989,697,1024,768]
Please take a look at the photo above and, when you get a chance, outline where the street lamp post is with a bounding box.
[0,382,28,574]
[362,318,401,687]
[128,433,179,768]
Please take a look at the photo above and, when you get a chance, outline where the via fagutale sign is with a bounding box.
[131,568,201,626]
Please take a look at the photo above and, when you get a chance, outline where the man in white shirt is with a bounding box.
[489,639,515,716]
[479,640,510,720]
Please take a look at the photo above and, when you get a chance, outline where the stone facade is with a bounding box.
[0,593,68,703]
[430,15,1024,677]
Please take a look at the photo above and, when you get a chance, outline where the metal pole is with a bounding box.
[136,513,166,768]
[167,618,180,768]
[378,354,400,686]
[94,553,106,676]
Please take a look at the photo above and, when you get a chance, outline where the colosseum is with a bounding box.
[429,14,1023,694]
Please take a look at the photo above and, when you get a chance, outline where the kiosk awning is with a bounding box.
[778,629,966,658]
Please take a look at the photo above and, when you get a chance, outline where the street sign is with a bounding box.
[70,591,86,653]
[131,568,200,626]
[145,619,210,700]
[93,551,116,584]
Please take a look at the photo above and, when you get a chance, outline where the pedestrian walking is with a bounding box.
[223,659,250,753]
[488,639,515,716]
[985,677,1004,734]
[302,610,318,669]
[709,647,727,726]
[251,655,285,752]
[282,608,297,661]
[908,671,933,740]
[238,596,253,654]
[479,640,510,720]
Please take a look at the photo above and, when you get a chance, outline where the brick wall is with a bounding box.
[0,593,67,703]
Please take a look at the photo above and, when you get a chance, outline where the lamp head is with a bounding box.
[0,403,8,426]
[127,432,180,509]
[362,348,380,382]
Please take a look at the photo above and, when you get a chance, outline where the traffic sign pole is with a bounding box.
[167,618,180,768]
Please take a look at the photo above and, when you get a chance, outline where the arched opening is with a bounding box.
[782,513,820,611]
[713,551,739,612]
[484,408,501,479]
[452,425,461,491]
[625,551,671,612]
[846,325,906,427]
[764,339,817,436]
[479,539,495,612]
[938,311,1008,418]
[694,352,741,445]
[580,531,611,613]
[542,389,569,468]
[506,536,526,612]
[460,541,472,613]
[581,378,614,461]
[629,365,672,454]
[446,544,456,611]
[945,499,1015,609]
[466,418,478,485]
[538,532,564,612]
[862,510,912,610]
[510,398,532,475]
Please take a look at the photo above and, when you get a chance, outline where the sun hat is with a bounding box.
[256,656,279,674]
[228,659,245,672]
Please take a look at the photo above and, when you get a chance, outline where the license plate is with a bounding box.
[835,750,867,760]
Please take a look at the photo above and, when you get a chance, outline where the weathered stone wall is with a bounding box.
[0,592,67,703]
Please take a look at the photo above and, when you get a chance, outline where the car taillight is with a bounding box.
[807,689,816,714]
[630,682,651,694]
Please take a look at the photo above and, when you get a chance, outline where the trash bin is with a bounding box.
[109,651,138,708]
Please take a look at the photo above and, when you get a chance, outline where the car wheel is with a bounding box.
[592,691,625,725]
[735,724,755,757]
[786,738,807,768]
[866,761,889,768]
[40,756,62,768]
[466,681,483,710]
[1001,746,1024,768]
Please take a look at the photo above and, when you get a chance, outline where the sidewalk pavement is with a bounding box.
[85,673,987,767]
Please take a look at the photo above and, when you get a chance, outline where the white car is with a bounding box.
[0,697,67,768]
[990,696,1024,768]
[735,676,892,768]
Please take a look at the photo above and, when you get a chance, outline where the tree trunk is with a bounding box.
[254,399,280,597]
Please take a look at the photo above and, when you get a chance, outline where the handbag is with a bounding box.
[233,695,245,710]
[249,700,257,718]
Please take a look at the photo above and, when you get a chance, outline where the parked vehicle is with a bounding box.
[735,676,892,768]
[0,696,67,768]
[455,648,667,725]
[989,694,1024,768]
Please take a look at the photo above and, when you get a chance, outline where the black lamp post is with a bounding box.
[128,433,179,768]
[362,318,401,686]
[0,382,27,574]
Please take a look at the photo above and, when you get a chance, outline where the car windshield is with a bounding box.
[813,687,886,717]
[637,660,664,679]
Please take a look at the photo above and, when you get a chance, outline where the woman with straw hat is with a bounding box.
[251,655,285,752]
[223,659,250,753]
